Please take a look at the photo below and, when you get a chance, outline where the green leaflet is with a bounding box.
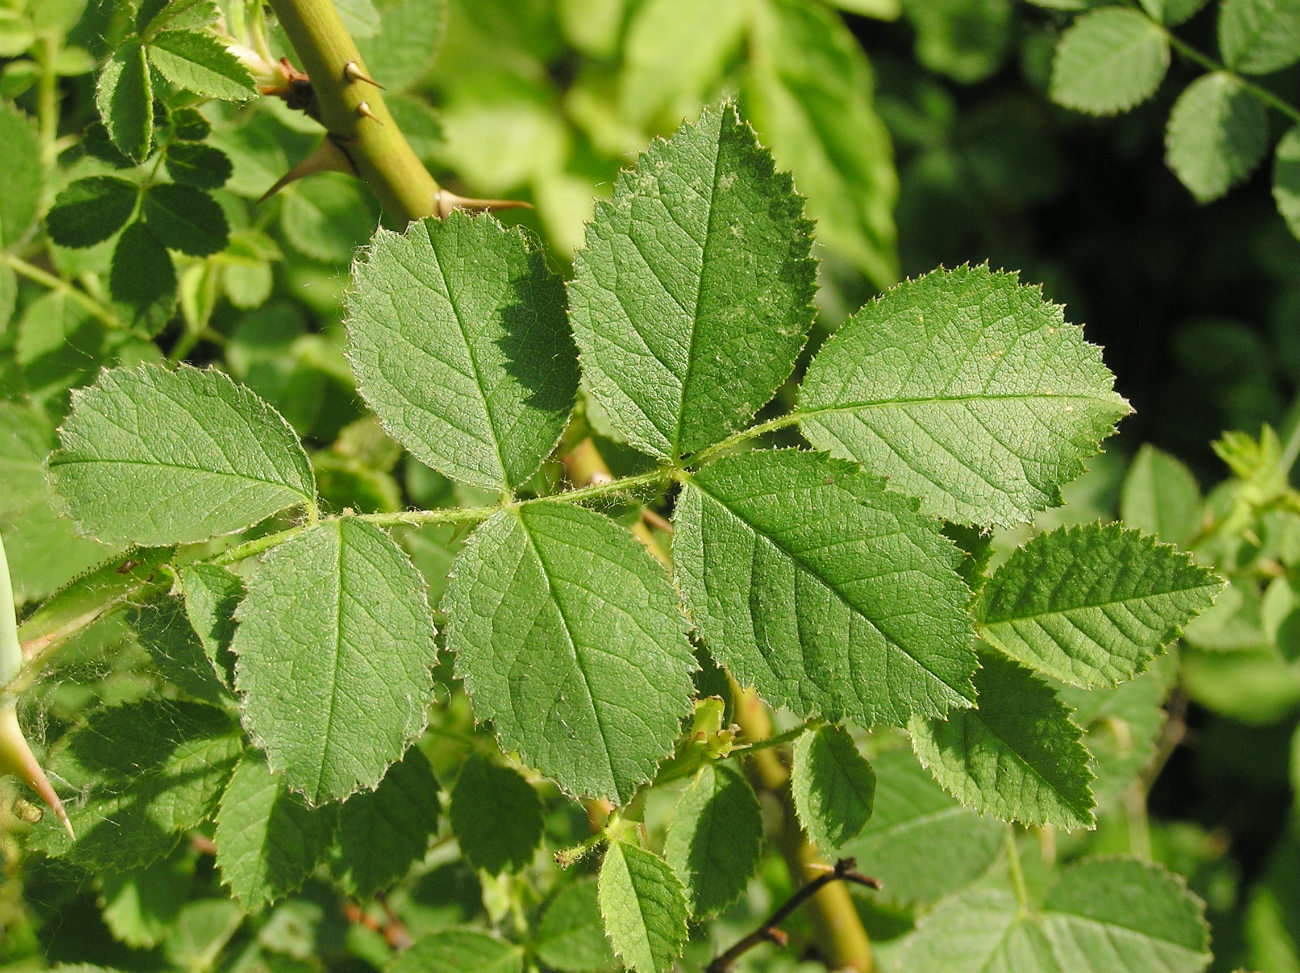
[347,212,576,491]
[798,265,1130,527]
[900,859,1210,971]
[663,763,762,916]
[164,142,233,189]
[673,449,976,727]
[49,364,314,545]
[233,518,437,804]
[388,931,524,973]
[177,562,242,687]
[444,503,695,804]
[536,879,619,973]
[332,746,440,895]
[0,102,42,248]
[743,0,898,287]
[145,29,256,101]
[1273,125,1300,240]
[568,101,816,462]
[97,39,153,162]
[976,523,1221,687]
[1121,444,1202,546]
[99,851,190,949]
[1138,0,1210,26]
[791,724,876,851]
[45,176,139,249]
[137,596,229,703]
[598,841,689,973]
[110,221,176,329]
[839,747,1003,904]
[214,754,338,910]
[1218,0,1300,75]
[1050,8,1169,115]
[910,651,1095,829]
[281,173,379,263]
[25,699,242,871]
[1165,73,1268,203]
[139,0,220,35]
[142,183,229,256]
[449,753,543,874]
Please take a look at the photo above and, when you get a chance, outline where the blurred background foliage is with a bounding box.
[1,0,1299,970]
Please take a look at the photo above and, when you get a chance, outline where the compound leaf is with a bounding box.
[598,841,689,973]
[142,183,228,256]
[146,29,256,101]
[664,763,762,916]
[977,524,1222,687]
[1050,8,1169,115]
[1218,0,1300,75]
[347,212,576,491]
[791,724,876,851]
[910,651,1095,829]
[449,754,542,874]
[569,101,816,462]
[25,699,242,871]
[1274,125,1300,240]
[49,364,314,545]
[444,503,695,803]
[798,265,1129,527]
[0,102,43,247]
[673,449,976,726]
[1165,72,1268,203]
[233,518,437,804]
[97,39,153,162]
[45,176,138,249]
[840,747,1003,904]
[214,754,338,910]
[332,746,440,894]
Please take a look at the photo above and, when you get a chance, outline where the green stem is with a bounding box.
[690,413,802,467]
[265,0,441,224]
[35,36,60,167]
[0,253,124,330]
[728,717,825,758]
[1004,826,1030,912]
[1155,22,1300,126]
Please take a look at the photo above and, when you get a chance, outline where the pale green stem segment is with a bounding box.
[0,533,74,838]
[1004,825,1030,912]
[265,0,440,225]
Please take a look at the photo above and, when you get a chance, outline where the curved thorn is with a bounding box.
[356,101,383,124]
[257,137,358,204]
[0,707,73,839]
[342,61,384,88]
[435,188,533,218]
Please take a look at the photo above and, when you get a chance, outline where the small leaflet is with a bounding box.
[673,449,976,727]
[347,212,577,491]
[798,265,1130,527]
[45,176,138,249]
[233,519,437,804]
[0,102,42,248]
[1218,0,1300,75]
[449,753,543,875]
[568,101,816,462]
[663,763,762,915]
[214,754,338,910]
[598,841,689,973]
[178,562,243,687]
[1165,72,1268,203]
[1050,8,1170,115]
[910,652,1096,829]
[97,39,153,162]
[111,221,177,329]
[49,364,315,546]
[142,183,229,256]
[443,503,695,804]
[332,746,440,894]
[791,725,876,851]
[1273,126,1300,241]
[976,523,1222,687]
[145,29,257,101]
[1120,444,1203,546]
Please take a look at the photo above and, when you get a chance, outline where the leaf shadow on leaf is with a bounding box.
[493,242,579,418]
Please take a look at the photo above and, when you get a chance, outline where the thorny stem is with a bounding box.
[708,857,881,973]
[265,0,440,224]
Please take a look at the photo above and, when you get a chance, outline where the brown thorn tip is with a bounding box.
[356,101,382,124]
[343,61,384,88]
